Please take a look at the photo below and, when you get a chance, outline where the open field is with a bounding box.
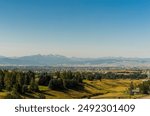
[84,79,145,99]
[0,79,146,99]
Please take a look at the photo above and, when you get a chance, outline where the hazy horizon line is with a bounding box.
[1,53,150,59]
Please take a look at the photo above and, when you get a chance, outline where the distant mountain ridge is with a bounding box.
[1,54,150,67]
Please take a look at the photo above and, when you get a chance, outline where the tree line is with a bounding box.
[0,70,39,98]
[81,72,147,81]
[38,71,83,90]
[0,70,84,98]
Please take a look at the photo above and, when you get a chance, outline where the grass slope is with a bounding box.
[0,79,145,99]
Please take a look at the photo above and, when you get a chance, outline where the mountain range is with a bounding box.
[1,54,150,67]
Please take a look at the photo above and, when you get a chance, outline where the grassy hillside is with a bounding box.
[88,79,144,99]
[0,79,143,99]
[0,79,145,99]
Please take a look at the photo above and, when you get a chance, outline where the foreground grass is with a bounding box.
[0,79,146,99]
[0,91,7,99]
[87,79,144,99]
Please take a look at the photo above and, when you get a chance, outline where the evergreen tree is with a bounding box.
[29,78,39,92]
[0,70,4,91]
[24,73,30,85]
[4,72,13,91]
[38,72,52,86]
[48,78,64,90]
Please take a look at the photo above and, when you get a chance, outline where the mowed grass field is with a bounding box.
[0,79,145,99]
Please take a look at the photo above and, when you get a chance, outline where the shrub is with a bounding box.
[139,80,150,94]
[63,79,78,89]
[48,78,64,90]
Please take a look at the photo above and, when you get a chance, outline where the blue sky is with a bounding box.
[0,0,150,58]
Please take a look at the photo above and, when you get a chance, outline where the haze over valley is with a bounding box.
[0,54,150,68]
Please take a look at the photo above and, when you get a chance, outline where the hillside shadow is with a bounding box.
[23,93,37,99]
[84,82,101,90]
[41,91,55,96]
